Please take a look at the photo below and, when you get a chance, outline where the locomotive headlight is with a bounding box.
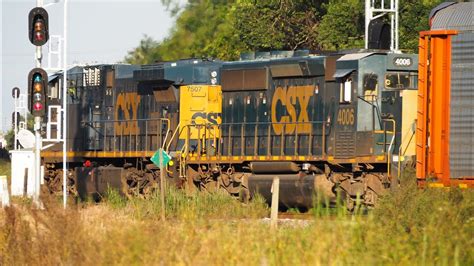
[211,77,217,85]
[211,71,217,78]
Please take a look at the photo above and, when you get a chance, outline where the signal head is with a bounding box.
[28,7,49,46]
[28,68,48,117]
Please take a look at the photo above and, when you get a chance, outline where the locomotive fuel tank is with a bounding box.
[247,162,335,209]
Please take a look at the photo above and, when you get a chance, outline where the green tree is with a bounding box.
[398,0,445,53]
[233,0,326,51]
[125,0,240,64]
[126,0,446,63]
[317,0,365,51]
[4,130,15,151]
[4,114,34,151]
[124,35,161,65]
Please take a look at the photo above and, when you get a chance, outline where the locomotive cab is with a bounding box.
[330,52,418,164]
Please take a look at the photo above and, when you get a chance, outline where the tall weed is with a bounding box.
[1,170,473,265]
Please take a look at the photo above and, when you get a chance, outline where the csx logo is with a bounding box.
[114,92,141,135]
[191,112,221,125]
[271,85,314,135]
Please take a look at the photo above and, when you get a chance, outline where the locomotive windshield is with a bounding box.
[384,72,418,90]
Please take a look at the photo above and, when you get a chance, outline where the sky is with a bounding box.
[1,0,178,133]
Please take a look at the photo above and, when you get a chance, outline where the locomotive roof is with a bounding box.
[222,55,326,77]
[224,54,324,66]
[431,2,474,32]
[134,59,222,85]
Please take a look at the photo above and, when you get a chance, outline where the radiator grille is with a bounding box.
[335,131,355,158]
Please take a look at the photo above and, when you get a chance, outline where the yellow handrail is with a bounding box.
[397,120,416,180]
[382,119,396,178]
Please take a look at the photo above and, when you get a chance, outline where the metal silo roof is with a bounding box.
[431,2,474,32]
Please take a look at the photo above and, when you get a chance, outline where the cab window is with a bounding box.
[384,72,418,90]
[340,77,352,103]
[363,73,378,102]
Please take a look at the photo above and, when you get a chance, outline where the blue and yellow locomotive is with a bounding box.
[43,50,418,208]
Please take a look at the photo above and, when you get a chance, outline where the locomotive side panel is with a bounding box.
[219,57,329,160]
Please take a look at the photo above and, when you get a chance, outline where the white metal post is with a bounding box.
[395,0,400,53]
[270,176,280,230]
[33,0,44,208]
[365,0,371,50]
[365,0,400,53]
[62,0,68,209]
[33,116,41,206]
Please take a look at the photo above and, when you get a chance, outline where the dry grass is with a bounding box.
[0,163,473,265]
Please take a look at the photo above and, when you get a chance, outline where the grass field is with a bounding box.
[0,159,473,265]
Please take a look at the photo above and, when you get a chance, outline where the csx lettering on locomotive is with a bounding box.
[271,85,314,135]
[191,112,222,125]
[114,92,141,135]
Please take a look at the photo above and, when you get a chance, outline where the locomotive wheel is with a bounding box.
[239,185,250,204]
[200,180,218,193]
[122,168,159,199]
[45,169,77,196]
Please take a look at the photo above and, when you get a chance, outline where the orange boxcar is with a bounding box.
[416,2,474,188]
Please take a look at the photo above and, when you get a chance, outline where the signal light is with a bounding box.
[33,102,43,111]
[28,7,49,46]
[33,93,42,101]
[28,68,48,117]
[34,83,43,92]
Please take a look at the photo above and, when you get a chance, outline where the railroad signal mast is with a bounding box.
[365,0,399,53]
[28,4,50,207]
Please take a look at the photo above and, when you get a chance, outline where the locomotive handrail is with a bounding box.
[181,120,328,160]
[80,118,171,123]
[80,118,172,153]
[357,94,383,130]
[166,122,180,153]
[397,120,416,180]
[380,118,396,177]
[161,119,171,150]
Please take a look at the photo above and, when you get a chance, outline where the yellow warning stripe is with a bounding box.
[43,151,388,164]
[186,155,386,164]
[42,151,155,159]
